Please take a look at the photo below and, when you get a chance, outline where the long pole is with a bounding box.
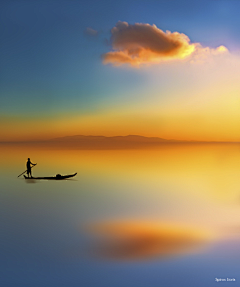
[17,164,37,178]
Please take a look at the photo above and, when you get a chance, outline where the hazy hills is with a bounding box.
[43,135,176,149]
[0,135,234,149]
[48,135,234,149]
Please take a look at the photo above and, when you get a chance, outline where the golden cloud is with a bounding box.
[86,221,210,261]
[102,21,228,67]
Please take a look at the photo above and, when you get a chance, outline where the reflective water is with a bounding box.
[1,144,240,286]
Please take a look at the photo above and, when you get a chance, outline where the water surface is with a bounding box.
[1,144,240,287]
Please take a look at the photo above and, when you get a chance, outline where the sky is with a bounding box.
[1,0,240,141]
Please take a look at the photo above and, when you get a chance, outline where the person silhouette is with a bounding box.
[26,158,36,178]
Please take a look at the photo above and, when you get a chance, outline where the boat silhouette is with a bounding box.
[24,172,77,180]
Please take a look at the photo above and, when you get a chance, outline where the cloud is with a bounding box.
[190,44,228,63]
[102,21,228,67]
[86,221,210,260]
[85,27,98,36]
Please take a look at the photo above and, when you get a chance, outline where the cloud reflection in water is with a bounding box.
[86,221,210,261]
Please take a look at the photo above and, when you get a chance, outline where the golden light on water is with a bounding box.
[3,143,240,246]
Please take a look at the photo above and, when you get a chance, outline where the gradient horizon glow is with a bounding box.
[1,0,240,141]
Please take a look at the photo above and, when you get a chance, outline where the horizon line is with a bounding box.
[0,134,240,144]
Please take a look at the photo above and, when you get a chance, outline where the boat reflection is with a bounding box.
[24,178,37,184]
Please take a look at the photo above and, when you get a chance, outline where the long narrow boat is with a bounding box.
[24,172,77,180]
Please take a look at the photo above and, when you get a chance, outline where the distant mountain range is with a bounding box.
[48,135,175,149]
[0,135,236,149]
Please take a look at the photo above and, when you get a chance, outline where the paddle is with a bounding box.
[17,164,37,178]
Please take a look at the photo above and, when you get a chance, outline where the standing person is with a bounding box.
[26,158,36,178]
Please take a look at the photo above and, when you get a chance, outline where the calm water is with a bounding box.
[1,144,240,287]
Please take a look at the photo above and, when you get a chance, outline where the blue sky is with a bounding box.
[1,0,240,140]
